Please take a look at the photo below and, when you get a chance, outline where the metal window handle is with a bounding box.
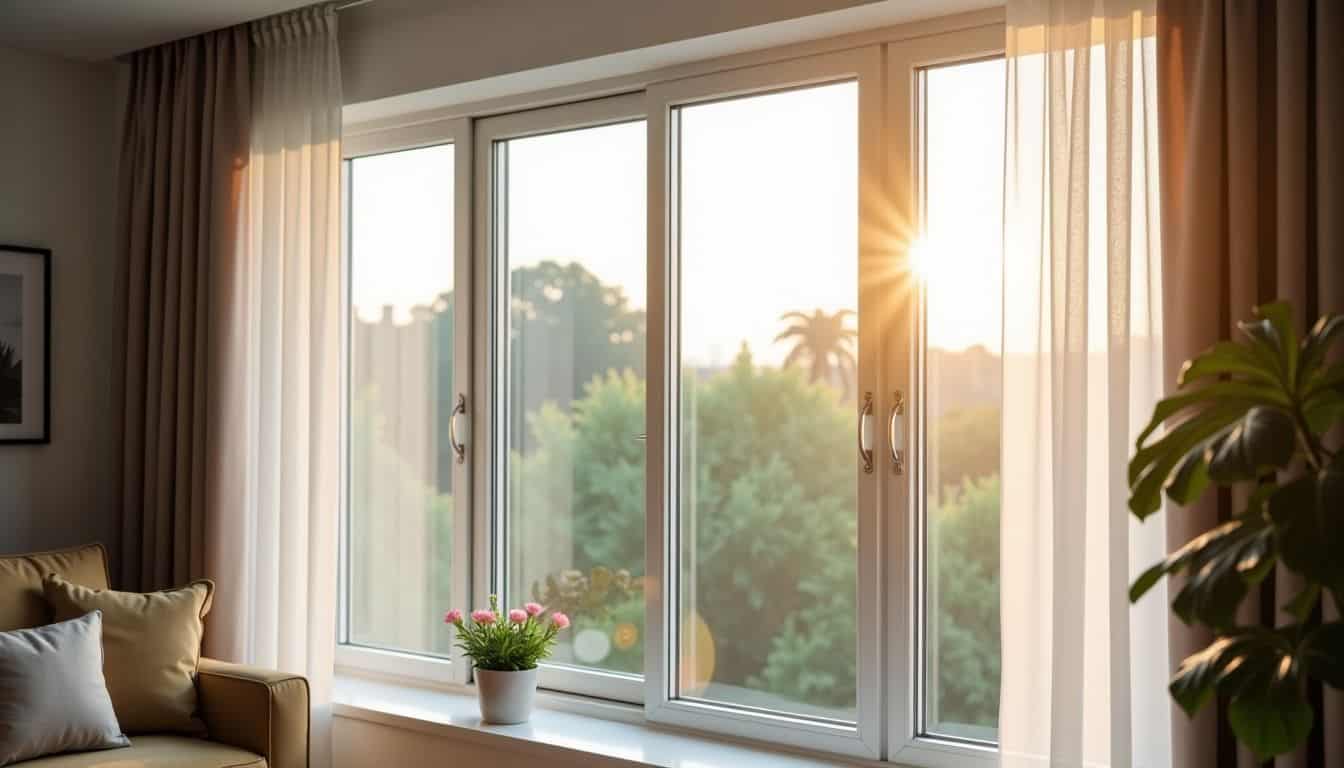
[859,391,874,474]
[889,390,905,475]
[448,393,469,464]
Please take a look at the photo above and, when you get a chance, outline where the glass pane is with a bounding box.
[919,58,1005,741]
[675,81,858,721]
[347,144,457,656]
[500,120,647,676]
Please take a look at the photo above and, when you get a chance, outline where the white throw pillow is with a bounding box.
[0,611,129,766]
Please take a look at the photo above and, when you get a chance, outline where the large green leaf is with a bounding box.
[1227,655,1313,761]
[1303,384,1344,436]
[1172,629,1315,760]
[1129,404,1247,519]
[1170,518,1275,628]
[1164,434,1222,505]
[1301,622,1344,689]
[1170,634,1251,715]
[1138,303,1344,763]
[1206,406,1297,483]
[1178,340,1282,389]
[1284,583,1322,624]
[1269,469,1344,595]
[1130,516,1275,628]
[1129,520,1239,604]
[1240,301,1298,387]
[1134,382,1290,449]
[1297,314,1344,390]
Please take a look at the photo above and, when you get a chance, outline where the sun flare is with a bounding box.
[908,237,941,285]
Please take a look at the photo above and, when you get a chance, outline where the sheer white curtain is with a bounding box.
[999,1,1171,766]
[204,6,342,768]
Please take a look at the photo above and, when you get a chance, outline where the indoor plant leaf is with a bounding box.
[1301,622,1344,689]
[1169,630,1275,715]
[1227,652,1313,761]
[1268,470,1344,596]
[1134,382,1289,450]
[1169,517,1275,628]
[1130,516,1275,625]
[1297,314,1344,388]
[1136,302,1344,761]
[1238,301,1297,386]
[1177,340,1282,390]
[1205,406,1297,483]
[1129,404,1248,519]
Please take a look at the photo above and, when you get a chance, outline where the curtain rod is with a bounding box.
[335,0,374,10]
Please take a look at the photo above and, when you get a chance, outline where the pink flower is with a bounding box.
[508,608,528,624]
[524,602,545,616]
[443,609,463,624]
[471,609,497,625]
[550,612,571,629]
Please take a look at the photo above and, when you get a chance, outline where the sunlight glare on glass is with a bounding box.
[908,237,941,286]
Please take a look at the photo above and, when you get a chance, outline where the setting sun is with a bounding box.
[908,237,941,285]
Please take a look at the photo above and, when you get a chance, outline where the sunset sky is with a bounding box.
[350,60,1005,362]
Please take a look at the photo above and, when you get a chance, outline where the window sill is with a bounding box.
[332,673,881,768]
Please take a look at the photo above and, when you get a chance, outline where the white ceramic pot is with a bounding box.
[474,667,539,724]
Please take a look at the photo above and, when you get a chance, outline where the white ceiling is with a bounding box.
[0,0,321,62]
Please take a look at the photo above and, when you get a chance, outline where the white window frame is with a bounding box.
[336,116,475,687]
[473,93,648,704]
[884,24,1004,768]
[644,46,884,761]
[335,16,1009,768]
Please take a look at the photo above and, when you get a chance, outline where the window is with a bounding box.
[345,143,458,658]
[675,82,859,720]
[339,23,1006,768]
[917,57,1006,744]
[646,48,883,760]
[477,95,648,700]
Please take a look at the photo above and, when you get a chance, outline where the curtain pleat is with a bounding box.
[1157,0,1344,766]
[117,28,251,592]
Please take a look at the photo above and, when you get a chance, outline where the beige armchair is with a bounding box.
[0,544,309,768]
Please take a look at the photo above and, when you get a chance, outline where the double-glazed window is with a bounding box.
[345,142,460,659]
[341,22,1006,766]
[480,96,649,700]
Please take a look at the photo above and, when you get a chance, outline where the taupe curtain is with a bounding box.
[117,29,251,591]
[1158,1,1343,766]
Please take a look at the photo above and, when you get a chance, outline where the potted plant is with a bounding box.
[444,595,570,724]
[1129,301,1343,759]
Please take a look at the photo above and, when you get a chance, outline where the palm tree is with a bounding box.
[774,309,857,397]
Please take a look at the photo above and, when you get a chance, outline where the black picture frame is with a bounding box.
[0,244,51,445]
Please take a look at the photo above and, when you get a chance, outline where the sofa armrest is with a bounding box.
[197,657,309,768]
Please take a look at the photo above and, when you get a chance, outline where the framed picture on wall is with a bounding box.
[0,244,51,444]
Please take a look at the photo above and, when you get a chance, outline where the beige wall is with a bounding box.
[0,45,123,570]
[339,0,882,105]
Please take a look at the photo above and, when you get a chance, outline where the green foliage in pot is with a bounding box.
[1129,301,1344,759]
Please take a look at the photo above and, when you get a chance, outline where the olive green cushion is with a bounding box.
[44,576,214,736]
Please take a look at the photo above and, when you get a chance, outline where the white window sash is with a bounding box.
[473,93,649,705]
[644,46,884,761]
[338,117,474,687]
[885,24,1004,768]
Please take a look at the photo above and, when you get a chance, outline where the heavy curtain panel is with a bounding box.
[117,27,251,591]
[999,1,1172,766]
[119,6,342,767]
[205,6,343,768]
[1157,1,1344,766]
